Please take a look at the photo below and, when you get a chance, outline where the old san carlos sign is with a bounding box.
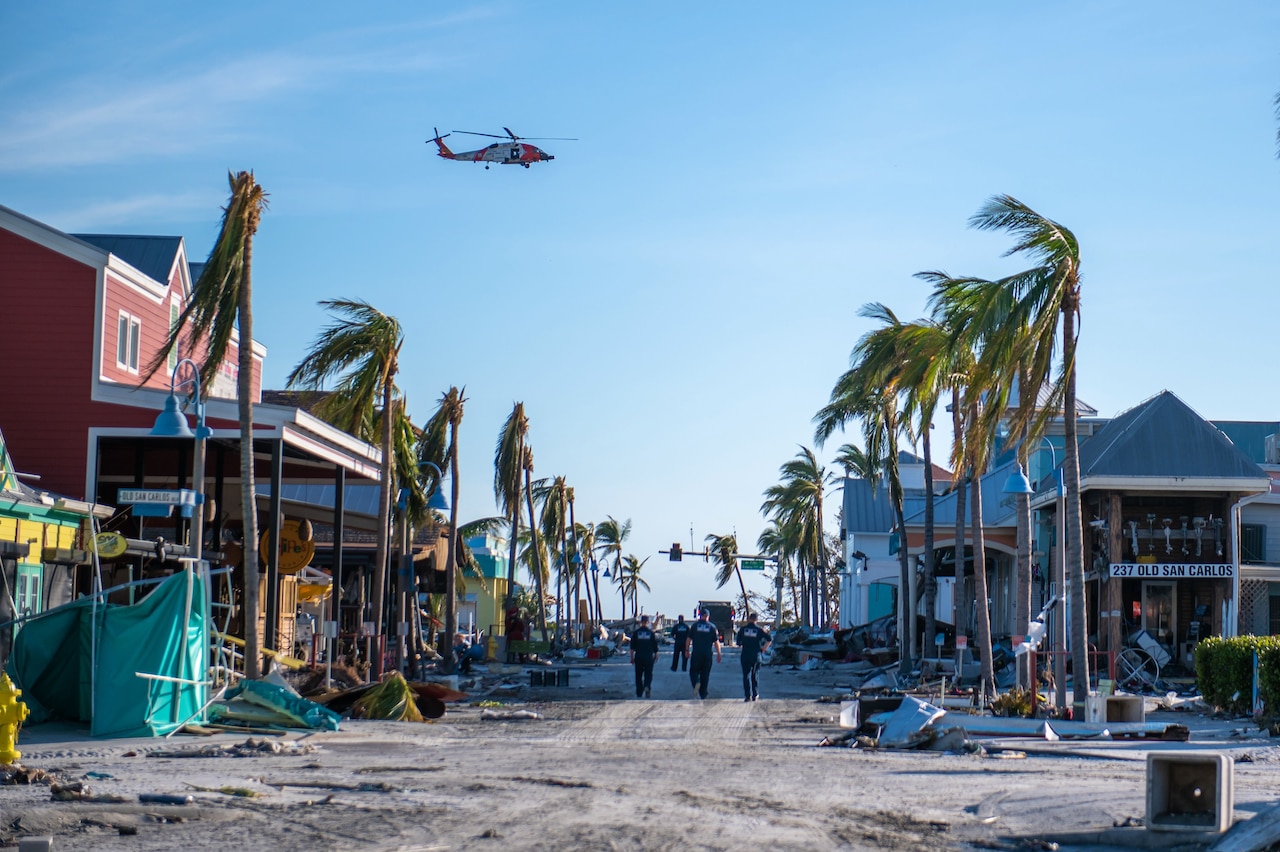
[1109,563,1235,579]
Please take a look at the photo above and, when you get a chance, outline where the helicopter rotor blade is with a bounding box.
[452,130,507,139]
[514,136,578,142]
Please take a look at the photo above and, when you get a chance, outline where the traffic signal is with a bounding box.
[669,542,682,561]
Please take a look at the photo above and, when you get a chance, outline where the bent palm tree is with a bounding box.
[494,403,528,611]
[705,533,750,618]
[287,299,404,666]
[148,170,268,678]
[968,195,1087,710]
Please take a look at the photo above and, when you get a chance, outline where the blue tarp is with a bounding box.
[6,571,208,738]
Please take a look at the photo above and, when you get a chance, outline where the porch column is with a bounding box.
[1105,494,1123,660]
[332,465,345,633]
[264,439,283,656]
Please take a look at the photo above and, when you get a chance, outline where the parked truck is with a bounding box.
[696,600,735,644]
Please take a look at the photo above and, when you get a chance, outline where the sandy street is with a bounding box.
[3,649,1280,851]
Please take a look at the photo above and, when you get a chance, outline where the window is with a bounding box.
[1270,594,1280,637]
[168,300,180,371]
[15,563,41,627]
[1242,524,1266,563]
[116,311,141,373]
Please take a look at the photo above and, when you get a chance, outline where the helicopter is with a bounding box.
[428,127,575,169]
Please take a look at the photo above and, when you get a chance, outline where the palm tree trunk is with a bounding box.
[816,491,829,627]
[238,242,261,680]
[969,449,996,698]
[922,427,938,661]
[371,378,394,674]
[523,462,548,641]
[442,421,460,673]
[952,390,968,640]
[1062,303,1088,714]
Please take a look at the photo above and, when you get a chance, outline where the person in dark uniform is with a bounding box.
[670,614,691,671]
[687,609,723,699]
[630,614,659,698]
[735,612,772,702]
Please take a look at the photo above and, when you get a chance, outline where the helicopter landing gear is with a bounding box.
[484,164,490,170]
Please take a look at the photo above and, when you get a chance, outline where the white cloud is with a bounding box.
[40,192,213,231]
[0,14,473,172]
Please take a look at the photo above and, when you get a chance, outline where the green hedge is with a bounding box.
[1194,635,1280,715]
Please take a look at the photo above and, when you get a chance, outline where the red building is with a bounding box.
[0,203,383,660]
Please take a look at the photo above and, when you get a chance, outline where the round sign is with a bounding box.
[92,531,128,560]
[259,519,316,574]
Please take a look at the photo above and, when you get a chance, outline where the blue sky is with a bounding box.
[3,2,1279,621]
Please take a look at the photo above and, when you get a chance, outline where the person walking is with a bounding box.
[736,612,772,702]
[630,614,659,698]
[687,609,722,700]
[670,614,690,672]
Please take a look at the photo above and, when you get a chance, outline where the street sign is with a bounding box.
[117,488,195,505]
[740,559,765,571]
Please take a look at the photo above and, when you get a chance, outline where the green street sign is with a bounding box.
[740,559,765,571]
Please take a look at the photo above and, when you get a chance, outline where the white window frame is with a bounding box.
[116,310,142,374]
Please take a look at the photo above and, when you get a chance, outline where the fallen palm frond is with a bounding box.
[351,672,425,722]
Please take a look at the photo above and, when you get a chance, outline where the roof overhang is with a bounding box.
[1029,476,1271,510]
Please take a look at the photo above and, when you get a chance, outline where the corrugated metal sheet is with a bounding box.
[1078,391,1265,480]
[73,234,181,285]
[842,478,930,534]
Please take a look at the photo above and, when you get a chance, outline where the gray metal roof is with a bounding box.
[1078,391,1265,480]
[841,477,930,534]
[72,234,182,285]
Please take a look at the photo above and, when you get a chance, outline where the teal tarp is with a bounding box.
[6,571,208,738]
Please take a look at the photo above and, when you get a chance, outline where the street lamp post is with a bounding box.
[150,358,209,564]
[1001,438,1065,707]
[150,357,209,707]
[400,461,448,674]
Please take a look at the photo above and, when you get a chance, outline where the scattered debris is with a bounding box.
[480,709,542,721]
[352,672,426,723]
[0,764,48,785]
[510,776,591,788]
[186,783,263,797]
[147,737,319,758]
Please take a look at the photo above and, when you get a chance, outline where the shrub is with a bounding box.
[1195,635,1280,715]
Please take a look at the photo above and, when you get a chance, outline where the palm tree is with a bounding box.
[147,170,268,678]
[522,449,550,639]
[815,304,914,668]
[760,447,836,628]
[705,533,750,618]
[756,520,794,628]
[618,555,650,619]
[286,299,404,671]
[421,387,466,672]
[594,515,631,622]
[966,195,1086,711]
[494,402,528,612]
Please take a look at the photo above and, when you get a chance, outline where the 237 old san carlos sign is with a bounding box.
[1109,563,1235,579]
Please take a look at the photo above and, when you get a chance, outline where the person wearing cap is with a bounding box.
[669,614,690,672]
[687,608,723,699]
[630,614,659,698]
[735,612,772,702]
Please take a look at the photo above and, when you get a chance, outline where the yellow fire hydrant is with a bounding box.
[0,672,29,765]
